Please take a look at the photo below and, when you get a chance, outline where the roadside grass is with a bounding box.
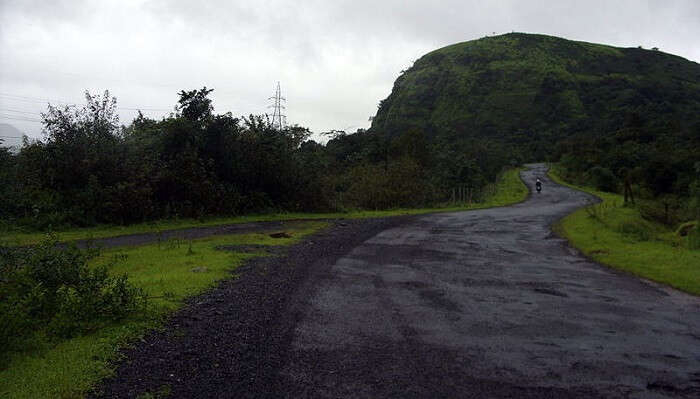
[472,167,529,209]
[0,221,327,399]
[0,168,527,247]
[549,166,700,296]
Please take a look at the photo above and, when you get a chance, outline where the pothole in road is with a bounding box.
[533,287,569,297]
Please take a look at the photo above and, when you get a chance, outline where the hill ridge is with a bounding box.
[371,32,700,157]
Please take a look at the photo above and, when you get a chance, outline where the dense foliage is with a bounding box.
[0,238,146,356]
[371,33,700,222]
[0,88,504,229]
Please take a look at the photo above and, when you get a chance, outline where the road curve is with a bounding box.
[98,163,699,398]
[278,163,700,398]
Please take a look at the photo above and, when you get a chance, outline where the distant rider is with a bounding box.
[536,178,542,193]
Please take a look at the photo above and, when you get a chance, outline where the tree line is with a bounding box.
[0,88,508,229]
[553,109,700,226]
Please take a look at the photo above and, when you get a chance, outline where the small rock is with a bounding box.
[191,266,209,273]
[269,232,292,238]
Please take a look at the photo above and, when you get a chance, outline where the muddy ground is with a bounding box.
[96,164,700,398]
[74,220,317,249]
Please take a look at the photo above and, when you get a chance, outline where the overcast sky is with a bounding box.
[1,0,699,141]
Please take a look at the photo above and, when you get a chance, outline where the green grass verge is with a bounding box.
[0,221,327,399]
[549,166,700,295]
[1,168,527,247]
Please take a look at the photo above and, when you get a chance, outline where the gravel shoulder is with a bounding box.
[94,217,410,398]
[96,164,700,398]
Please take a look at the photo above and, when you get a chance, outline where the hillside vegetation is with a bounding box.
[371,32,700,226]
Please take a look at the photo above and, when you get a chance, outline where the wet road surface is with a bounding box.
[99,163,700,398]
[279,163,700,398]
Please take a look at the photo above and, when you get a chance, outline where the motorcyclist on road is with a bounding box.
[535,178,542,193]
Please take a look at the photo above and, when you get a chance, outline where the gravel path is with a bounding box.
[96,164,700,398]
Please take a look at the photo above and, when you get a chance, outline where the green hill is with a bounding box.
[371,33,700,160]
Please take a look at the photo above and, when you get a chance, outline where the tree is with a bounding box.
[177,87,214,122]
[29,90,124,225]
[42,90,119,145]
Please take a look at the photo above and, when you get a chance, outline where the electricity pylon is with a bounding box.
[267,81,286,130]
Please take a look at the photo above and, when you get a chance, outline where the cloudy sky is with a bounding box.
[1,0,699,141]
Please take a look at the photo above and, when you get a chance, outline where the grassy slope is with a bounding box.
[0,169,527,247]
[371,32,700,144]
[0,222,326,399]
[549,167,699,295]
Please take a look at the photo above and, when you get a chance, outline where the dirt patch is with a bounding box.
[74,220,320,250]
[215,244,284,254]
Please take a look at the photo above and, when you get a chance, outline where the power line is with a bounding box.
[0,114,42,123]
[0,92,68,101]
[0,108,41,115]
[0,95,73,106]
[0,89,273,121]
[120,106,172,112]
[0,92,171,112]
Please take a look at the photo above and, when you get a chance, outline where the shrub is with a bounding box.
[342,158,437,210]
[0,237,146,355]
[639,199,682,226]
[588,166,618,192]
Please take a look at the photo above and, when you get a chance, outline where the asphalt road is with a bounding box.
[99,163,700,398]
[279,163,700,398]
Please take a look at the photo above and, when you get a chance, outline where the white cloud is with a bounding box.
[1,0,698,140]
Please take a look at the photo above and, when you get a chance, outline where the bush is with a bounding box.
[0,237,146,354]
[342,158,437,210]
[588,166,618,192]
[639,199,682,226]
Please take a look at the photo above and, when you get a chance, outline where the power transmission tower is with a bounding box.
[267,81,286,130]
